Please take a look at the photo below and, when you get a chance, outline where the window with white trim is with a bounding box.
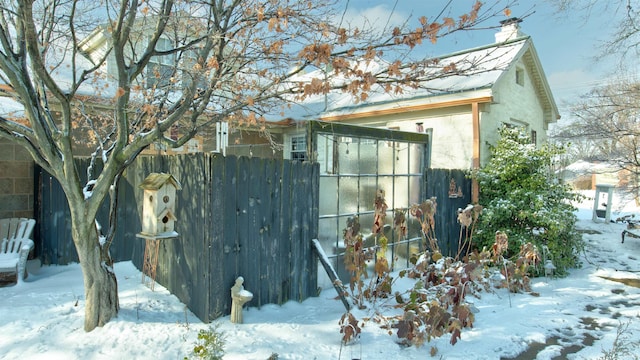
[147,37,175,88]
[288,134,307,161]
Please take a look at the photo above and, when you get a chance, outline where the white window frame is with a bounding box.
[147,37,175,88]
[284,133,307,161]
[152,37,174,66]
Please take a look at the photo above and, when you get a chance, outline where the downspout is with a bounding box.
[472,102,480,203]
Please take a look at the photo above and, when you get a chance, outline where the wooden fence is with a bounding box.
[35,153,319,323]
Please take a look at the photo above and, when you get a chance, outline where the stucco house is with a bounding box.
[277,18,559,172]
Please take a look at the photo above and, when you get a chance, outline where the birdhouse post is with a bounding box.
[137,173,182,290]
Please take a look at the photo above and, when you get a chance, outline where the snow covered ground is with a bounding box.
[1,190,639,360]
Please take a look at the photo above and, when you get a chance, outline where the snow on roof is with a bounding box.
[270,37,530,122]
[564,160,619,174]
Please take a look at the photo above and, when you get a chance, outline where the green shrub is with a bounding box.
[185,325,226,360]
[472,126,583,275]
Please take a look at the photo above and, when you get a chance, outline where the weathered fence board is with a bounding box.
[424,168,472,257]
[35,153,319,323]
[235,156,254,305]
[257,159,280,299]
[279,160,294,300]
[266,158,283,304]
[209,153,227,319]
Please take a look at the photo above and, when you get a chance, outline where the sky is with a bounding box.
[343,0,621,127]
[1,190,639,359]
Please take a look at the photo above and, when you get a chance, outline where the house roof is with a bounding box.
[276,36,559,125]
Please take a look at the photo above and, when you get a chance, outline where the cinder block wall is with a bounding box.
[0,138,34,219]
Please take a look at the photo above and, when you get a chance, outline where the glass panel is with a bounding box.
[394,142,410,175]
[335,214,354,252]
[358,212,375,239]
[405,213,423,245]
[318,217,340,254]
[377,176,394,210]
[337,137,359,174]
[338,176,359,214]
[377,141,395,175]
[358,177,378,212]
[359,139,378,174]
[319,177,338,215]
[409,143,424,174]
[359,211,393,247]
[393,176,410,210]
[316,134,335,175]
[408,175,422,206]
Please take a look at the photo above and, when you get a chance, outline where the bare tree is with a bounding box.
[547,0,640,63]
[0,0,516,331]
[548,0,640,193]
[554,79,640,194]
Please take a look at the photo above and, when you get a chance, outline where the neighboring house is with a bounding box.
[559,160,625,190]
[78,22,282,157]
[278,18,559,173]
[77,16,210,156]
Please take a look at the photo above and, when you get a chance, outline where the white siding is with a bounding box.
[386,112,473,169]
[481,57,546,164]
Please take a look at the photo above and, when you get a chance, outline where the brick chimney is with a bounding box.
[495,17,524,43]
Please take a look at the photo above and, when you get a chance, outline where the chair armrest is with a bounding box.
[17,238,34,283]
[19,239,34,258]
[20,239,34,251]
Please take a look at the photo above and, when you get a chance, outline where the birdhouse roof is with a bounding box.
[139,173,182,190]
[157,208,178,221]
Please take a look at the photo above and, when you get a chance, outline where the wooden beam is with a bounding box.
[311,239,351,311]
[472,102,480,203]
[320,96,493,122]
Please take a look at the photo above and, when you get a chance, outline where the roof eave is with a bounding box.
[522,41,560,124]
[320,89,494,122]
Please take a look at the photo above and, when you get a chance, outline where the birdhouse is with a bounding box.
[139,173,182,236]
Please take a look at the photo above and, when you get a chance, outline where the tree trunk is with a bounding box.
[72,216,119,332]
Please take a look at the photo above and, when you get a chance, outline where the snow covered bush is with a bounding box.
[472,126,583,275]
